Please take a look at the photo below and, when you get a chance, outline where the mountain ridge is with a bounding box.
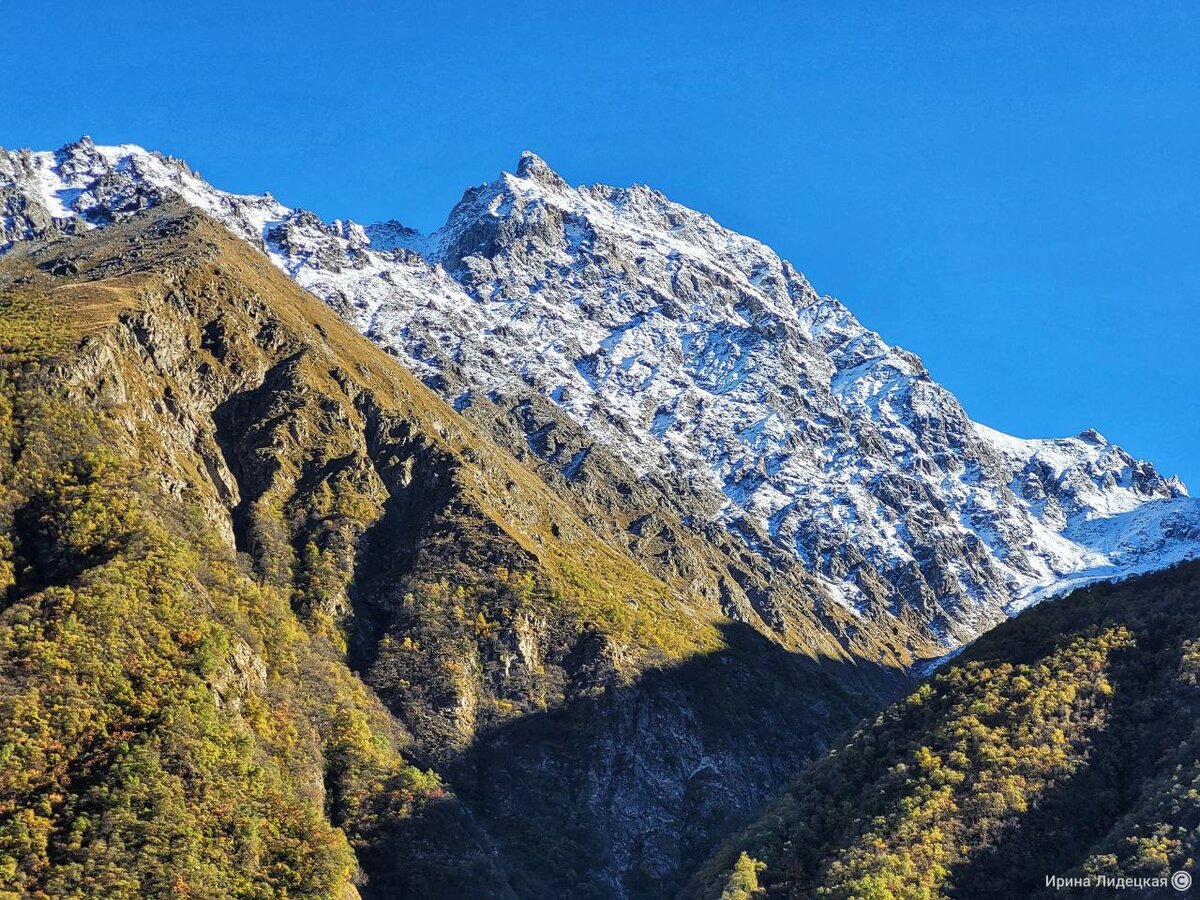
[3,137,1198,655]
[3,137,1197,899]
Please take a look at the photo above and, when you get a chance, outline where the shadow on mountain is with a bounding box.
[361,619,905,900]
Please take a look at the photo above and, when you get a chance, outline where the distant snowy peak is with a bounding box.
[0,137,286,250]
[4,137,1199,648]
[978,422,1186,515]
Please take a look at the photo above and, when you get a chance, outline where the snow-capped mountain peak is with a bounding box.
[4,138,1197,648]
[515,149,568,186]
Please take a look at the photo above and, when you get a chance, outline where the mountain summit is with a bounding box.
[3,139,1198,653]
[515,149,568,186]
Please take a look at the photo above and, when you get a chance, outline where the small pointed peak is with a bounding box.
[516,150,545,175]
[1078,428,1107,445]
[61,135,97,155]
[515,150,566,188]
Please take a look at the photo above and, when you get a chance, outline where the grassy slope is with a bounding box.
[691,560,1200,899]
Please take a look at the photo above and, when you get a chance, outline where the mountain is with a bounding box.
[1,138,1197,899]
[0,202,892,898]
[3,138,1198,660]
[0,208,465,898]
[689,559,1200,899]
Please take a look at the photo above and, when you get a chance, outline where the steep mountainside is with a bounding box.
[0,205,894,898]
[3,139,1198,656]
[691,560,1200,899]
[0,215,459,899]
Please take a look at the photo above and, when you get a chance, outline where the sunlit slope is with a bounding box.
[692,560,1200,900]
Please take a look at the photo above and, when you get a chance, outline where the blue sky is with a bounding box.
[6,1,1198,483]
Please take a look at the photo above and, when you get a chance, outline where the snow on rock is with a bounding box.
[5,137,1198,647]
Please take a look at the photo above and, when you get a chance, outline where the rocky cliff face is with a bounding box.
[3,138,1196,661]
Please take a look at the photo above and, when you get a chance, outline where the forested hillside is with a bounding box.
[0,287,462,898]
[692,561,1200,899]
